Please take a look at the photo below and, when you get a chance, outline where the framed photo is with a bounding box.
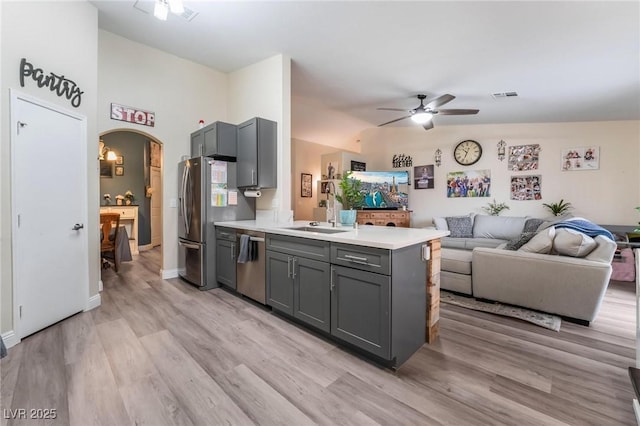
[99,160,113,178]
[115,166,124,176]
[562,146,599,171]
[446,170,491,198]
[115,155,124,165]
[301,173,312,197]
[413,164,434,189]
[511,175,542,200]
[320,181,329,194]
[351,160,366,172]
[508,144,540,171]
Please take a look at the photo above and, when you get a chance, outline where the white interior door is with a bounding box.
[150,166,162,247]
[11,90,88,339]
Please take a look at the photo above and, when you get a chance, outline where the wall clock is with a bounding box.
[454,140,482,166]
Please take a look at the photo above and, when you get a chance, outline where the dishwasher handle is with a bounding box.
[249,236,265,242]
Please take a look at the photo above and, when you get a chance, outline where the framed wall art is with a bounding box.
[562,146,599,171]
[351,160,366,171]
[413,164,434,189]
[115,155,124,165]
[508,144,540,171]
[446,170,491,198]
[115,166,125,176]
[301,173,312,197]
[511,175,541,200]
[99,160,113,178]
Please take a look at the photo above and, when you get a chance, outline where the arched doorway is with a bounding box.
[99,129,163,275]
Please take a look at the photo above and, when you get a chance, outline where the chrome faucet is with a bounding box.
[327,181,337,227]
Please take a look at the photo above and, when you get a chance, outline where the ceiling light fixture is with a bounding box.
[154,0,169,21]
[411,112,433,124]
[168,0,184,15]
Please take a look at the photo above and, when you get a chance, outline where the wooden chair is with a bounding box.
[100,213,120,272]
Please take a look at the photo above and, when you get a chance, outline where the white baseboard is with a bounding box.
[1,330,20,349]
[139,244,154,252]
[85,293,102,311]
[162,268,179,279]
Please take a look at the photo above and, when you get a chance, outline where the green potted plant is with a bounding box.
[482,199,510,216]
[335,171,364,225]
[542,199,572,217]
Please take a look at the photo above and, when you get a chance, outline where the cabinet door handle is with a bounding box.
[330,268,335,291]
[251,169,256,185]
[231,243,235,260]
[287,256,292,278]
[291,257,296,279]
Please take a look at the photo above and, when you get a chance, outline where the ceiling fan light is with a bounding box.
[411,112,432,124]
[154,0,169,20]
[168,0,184,15]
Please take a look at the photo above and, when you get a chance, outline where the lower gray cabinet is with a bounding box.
[266,250,294,315]
[216,239,236,289]
[294,257,331,333]
[266,250,331,332]
[331,265,391,359]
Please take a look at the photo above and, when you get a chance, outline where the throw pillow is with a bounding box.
[553,228,597,257]
[519,227,556,254]
[523,218,545,233]
[505,232,536,250]
[445,216,473,238]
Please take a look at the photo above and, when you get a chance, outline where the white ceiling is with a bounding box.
[91,1,640,147]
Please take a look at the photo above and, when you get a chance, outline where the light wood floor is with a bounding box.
[1,247,637,425]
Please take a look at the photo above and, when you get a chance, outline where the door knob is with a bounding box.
[72,223,84,231]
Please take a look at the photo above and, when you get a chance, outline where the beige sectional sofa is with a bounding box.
[435,214,617,324]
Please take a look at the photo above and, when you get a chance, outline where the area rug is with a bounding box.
[441,291,561,331]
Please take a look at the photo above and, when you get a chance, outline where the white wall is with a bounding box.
[1,1,98,333]
[292,138,342,220]
[228,54,291,213]
[98,30,229,276]
[359,121,640,227]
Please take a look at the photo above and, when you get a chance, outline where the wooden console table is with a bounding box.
[357,210,410,227]
[100,205,139,255]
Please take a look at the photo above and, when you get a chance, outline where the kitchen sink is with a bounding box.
[286,226,350,234]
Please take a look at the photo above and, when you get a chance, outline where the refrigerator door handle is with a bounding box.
[184,164,192,234]
[180,164,188,232]
[179,240,200,250]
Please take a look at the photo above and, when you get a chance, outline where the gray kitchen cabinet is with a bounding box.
[266,250,294,315]
[237,117,277,188]
[190,121,237,158]
[215,228,237,289]
[266,235,331,331]
[330,265,391,359]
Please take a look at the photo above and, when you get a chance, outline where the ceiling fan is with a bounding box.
[377,94,479,130]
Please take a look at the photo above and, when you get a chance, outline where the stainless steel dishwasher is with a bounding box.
[236,230,266,304]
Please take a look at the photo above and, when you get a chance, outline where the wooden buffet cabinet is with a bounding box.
[100,205,139,255]
[356,210,410,228]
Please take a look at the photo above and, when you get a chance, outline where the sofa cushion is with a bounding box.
[465,238,508,249]
[472,215,526,240]
[440,237,467,249]
[505,232,536,250]
[441,249,473,274]
[519,227,556,254]
[433,216,449,230]
[523,218,545,233]
[446,216,474,238]
[553,228,597,257]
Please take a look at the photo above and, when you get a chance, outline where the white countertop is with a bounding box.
[214,220,449,250]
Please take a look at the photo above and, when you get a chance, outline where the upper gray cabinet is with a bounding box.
[190,121,237,158]
[237,117,277,188]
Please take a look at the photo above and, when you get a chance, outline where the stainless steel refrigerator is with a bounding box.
[178,156,255,289]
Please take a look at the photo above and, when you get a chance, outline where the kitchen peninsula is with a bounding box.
[214,220,448,368]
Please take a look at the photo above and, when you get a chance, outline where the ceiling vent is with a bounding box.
[491,91,518,99]
[133,1,198,22]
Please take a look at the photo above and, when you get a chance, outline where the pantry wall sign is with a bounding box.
[110,103,155,127]
[19,58,84,108]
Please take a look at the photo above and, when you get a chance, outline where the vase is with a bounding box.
[340,209,357,226]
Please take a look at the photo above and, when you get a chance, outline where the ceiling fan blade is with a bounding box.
[377,107,409,112]
[426,94,455,109]
[422,120,434,131]
[437,108,479,115]
[378,116,411,127]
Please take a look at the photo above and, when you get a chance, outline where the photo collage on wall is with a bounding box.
[446,170,491,198]
[508,144,540,171]
[511,175,541,200]
[562,146,599,171]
